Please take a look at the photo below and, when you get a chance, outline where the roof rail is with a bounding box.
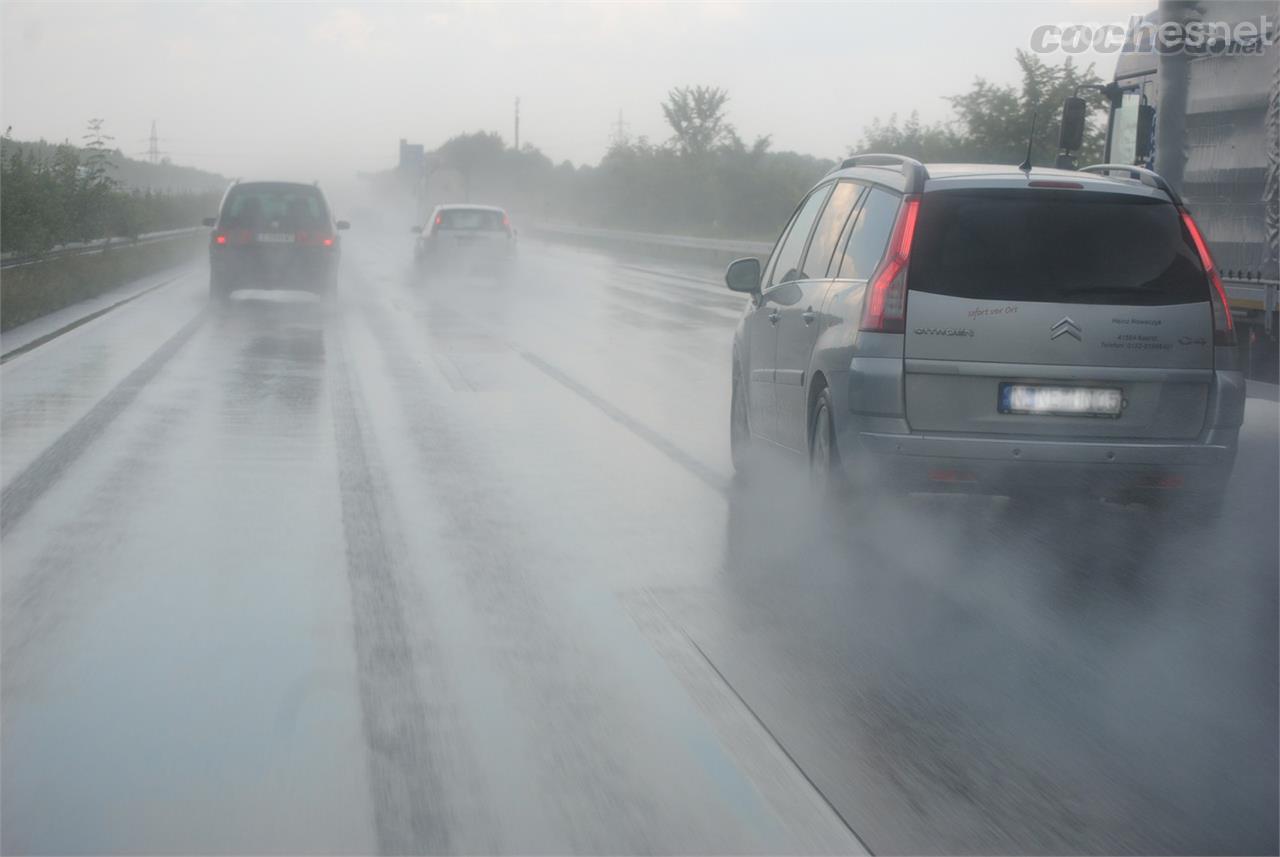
[836,153,929,193]
[1079,164,1181,204]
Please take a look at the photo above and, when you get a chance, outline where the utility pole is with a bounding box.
[147,120,159,165]
[514,97,520,151]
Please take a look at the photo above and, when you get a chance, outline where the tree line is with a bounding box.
[2,50,1108,255]
[400,50,1107,239]
[1,122,224,256]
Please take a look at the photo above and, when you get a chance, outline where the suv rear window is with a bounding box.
[437,209,506,230]
[222,184,328,230]
[908,189,1209,305]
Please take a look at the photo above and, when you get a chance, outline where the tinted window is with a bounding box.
[801,182,862,281]
[436,208,507,230]
[908,189,1208,305]
[222,184,327,230]
[767,185,832,287]
[835,187,898,279]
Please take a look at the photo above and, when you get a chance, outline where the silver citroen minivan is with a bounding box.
[726,155,1244,511]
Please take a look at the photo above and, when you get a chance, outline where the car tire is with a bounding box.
[730,367,753,475]
[809,387,846,500]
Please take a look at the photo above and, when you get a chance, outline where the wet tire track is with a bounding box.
[326,321,452,855]
[356,299,681,852]
[1,310,206,537]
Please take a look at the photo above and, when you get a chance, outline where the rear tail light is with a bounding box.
[294,231,336,247]
[1179,207,1235,347]
[214,233,228,246]
[860,194,920,333]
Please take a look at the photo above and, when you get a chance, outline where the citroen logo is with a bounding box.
[1050,316,1082,341]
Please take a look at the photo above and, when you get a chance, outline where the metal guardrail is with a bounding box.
[528,223,773,258]
[0,227,206,271]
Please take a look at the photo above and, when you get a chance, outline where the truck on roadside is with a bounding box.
[1075,2,1279,380]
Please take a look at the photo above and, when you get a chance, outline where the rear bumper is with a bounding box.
[828,349,1244,496]
[418,236,515,256]
[847,428,1237,496]
[844,429,1233,496]
[211,248,338,290]
[858,428,1237,465]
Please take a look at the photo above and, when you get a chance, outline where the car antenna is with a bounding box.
[1017,111,1038,174]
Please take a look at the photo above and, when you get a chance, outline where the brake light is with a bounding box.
[860,195,920,333]
[214,233,227,245]
[1028,180,1084,189]
[434,214,443,226]
[323,236,334,247]
[502,213,511,227]
[1179,207,1235,346]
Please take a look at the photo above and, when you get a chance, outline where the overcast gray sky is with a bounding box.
[2,1,1131,182]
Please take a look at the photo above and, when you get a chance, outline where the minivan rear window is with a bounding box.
[908,189,1209,305]
[437,209,506,230]
[222,184,327,230]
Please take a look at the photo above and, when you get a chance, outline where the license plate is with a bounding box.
[999,383,1123,417]
[257,232,295,244]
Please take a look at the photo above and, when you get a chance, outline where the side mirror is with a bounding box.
[336,220,351,231]
[1058,96,1087,153]
[202,217,216,228]
[725,257,762,293]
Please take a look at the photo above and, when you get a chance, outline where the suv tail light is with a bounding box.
[1179,207,1235,347]
[213,233,228,246]
[859,194,920,333]
[294,231,336,247]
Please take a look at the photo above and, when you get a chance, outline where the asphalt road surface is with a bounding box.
[3,227,1277,855]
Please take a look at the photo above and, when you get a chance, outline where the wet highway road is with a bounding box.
[2,228,1277,855]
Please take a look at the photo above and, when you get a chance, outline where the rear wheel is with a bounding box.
[809,388,845,499]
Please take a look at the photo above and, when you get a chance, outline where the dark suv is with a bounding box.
[725,155,1244,511]
[204,181,349,300]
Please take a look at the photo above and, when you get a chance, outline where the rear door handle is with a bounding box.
[768,309,780,325]
[802,308,816,325]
